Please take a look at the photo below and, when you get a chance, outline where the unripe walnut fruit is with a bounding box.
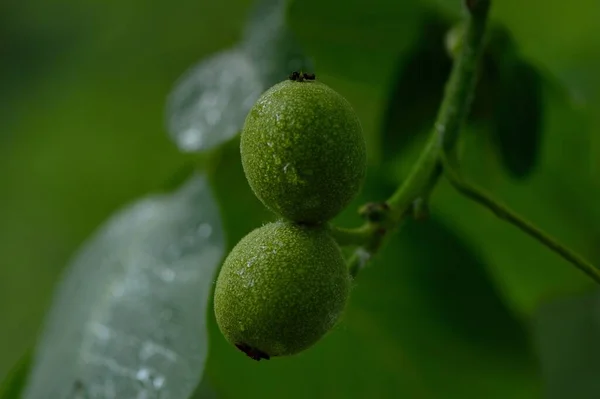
[213,220,350,360]
[240,78,367,224]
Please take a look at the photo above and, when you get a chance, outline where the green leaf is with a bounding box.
[287,0,421,87]
[429,97,598,316]
[23,175,224,399]
[0,0,248,381]
[490,59,544,179]
[0,350,32,399]
[380,9,452,163]
[165,48,264,153]
[384,20,598,317]
[286,1,438,165]
[203,165,539,398]
[241,0,313,85]
[165,0,312,153]
[485,27,545,180]
[534,290,600,399]
[380,20,545,179]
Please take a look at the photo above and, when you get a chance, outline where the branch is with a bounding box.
[335,0,491,277]
[329,224,377,247]
[440,154,600,285]
[334,0,600,285]
[386,0,489,217]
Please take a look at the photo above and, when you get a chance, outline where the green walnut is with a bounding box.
[240,73,367,224]
[213,220,350,360]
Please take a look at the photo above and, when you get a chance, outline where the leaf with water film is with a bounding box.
[240,0,312,85]
[165,0,312,154]
[23,174,224,399]
[165,48,263,153]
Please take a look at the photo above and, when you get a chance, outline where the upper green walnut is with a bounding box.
[240,76,367,224]
[213,220,350,360]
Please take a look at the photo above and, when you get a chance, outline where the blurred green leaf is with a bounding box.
[380,9,452,163]
[383,20,599,317]
[0,0,247,378]
[166,0,312,154]
[484,27,545,180]
[241,0,313,85]
[23,175,224,399]
[0,3,90,134]
[534,290,600,399]
[0,350,31,399]
[381,19,545,179]
[203,151,539,397]
[288,0,421,87]
[165,48,264,152]
[490,59,544,179]
[286,0,424,164]
[428,96,598,316]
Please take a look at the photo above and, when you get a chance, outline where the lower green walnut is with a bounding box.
[213,220,350,360]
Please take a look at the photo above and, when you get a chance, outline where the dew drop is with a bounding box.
[163,243,182,262]
[160,268,175,282]
[152,375,165,390]
[206,109,221,126]
[197,223,213,238]
[180,128,204,150]
[136,368,151,382]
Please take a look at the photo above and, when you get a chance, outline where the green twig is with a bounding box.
[334,0,491,276]
[386,0,489,219]
[333,0,600,286]
[440,154,600,285]
[329,224,377,247]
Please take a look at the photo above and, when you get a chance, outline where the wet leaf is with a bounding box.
[241,0,313,85]
[165,48,264,153]
[23,174,225,399]
[165,0,311,154]
[207,135,275,249]
[534,290,600,399]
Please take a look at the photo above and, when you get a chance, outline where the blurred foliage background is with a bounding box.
[2,0,600,397]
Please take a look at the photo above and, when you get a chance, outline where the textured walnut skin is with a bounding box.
[213,221,350,358]
[240,79,367,224]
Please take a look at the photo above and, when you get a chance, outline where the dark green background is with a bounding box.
[2,0,600,397]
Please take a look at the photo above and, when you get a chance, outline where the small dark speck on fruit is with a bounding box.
[235,342,271,361]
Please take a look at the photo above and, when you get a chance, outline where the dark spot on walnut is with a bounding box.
[235,342,271,361]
